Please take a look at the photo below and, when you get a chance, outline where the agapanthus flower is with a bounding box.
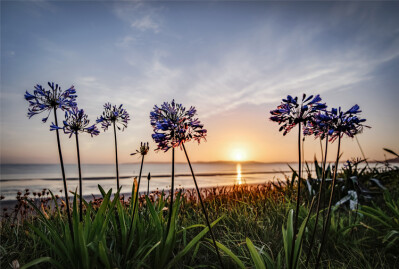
[96,103,130,131]
[328,105,369,142]
[150,99,207,152]
[304,109,335,139]
[131,142,150,156]
[50,107,99,138]
[24,82,77,122]
[270,94,327,135]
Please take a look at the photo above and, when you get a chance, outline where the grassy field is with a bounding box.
[1,162,398,268]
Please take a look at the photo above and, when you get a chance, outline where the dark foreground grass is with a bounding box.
[1,166,399,268]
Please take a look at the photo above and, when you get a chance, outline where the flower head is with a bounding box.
[270,94,327,135]
[150,99,207,152]
[24,82,77,122]
[304,109,335,139]
[96,103,130,131]
[131,142,150,156]
[328,105,369,142]
[50,107,99,138]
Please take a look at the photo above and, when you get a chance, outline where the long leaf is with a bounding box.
[166,215,224,269]
[246,238,266,269]
[205,239,245,269]
[98,241,111,269]
[383,148,399,158]
[20,257,62,269]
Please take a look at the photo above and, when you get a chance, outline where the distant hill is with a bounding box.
[194,160,267,164]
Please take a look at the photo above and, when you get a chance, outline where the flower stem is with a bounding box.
[165,147,175,238]
[182,144,224,269]
[113,121,120,191]
[147,173,150,196]
[315,134,342,269]
[290,123,302,269]
[305,135,329,267]
[53,109,73,238]
[75,133,83,222]
[355,136,369,169]
[128,154,145,241]
[319,137,324,165]
[296,196,316,268]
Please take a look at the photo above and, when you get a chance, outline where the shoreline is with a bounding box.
[0,170,292,182]
[0,182,269,211]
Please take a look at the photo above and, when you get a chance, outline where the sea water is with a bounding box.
[0,162,297,200]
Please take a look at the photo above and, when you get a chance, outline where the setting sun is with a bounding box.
[232,149,247,162]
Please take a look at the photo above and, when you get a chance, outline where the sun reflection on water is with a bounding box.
[236,163,242,185]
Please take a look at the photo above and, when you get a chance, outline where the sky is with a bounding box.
[1,1,399,164]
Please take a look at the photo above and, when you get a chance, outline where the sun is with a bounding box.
[232,149,246,162]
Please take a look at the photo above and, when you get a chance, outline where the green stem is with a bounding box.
[113,121,120,191]
[182,144,224,269]
[356,136,370,169]
[290,123,302,269]
[315,134,341,269]
[53,109,73,238]
[147,173,150,196]
[296,196,316,269]
[165,147,175,238]
[75,133,83,222]
[305,135,329,267]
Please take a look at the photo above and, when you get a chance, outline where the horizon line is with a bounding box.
[1,159,397,165]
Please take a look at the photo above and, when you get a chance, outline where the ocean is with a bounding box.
[0,162,297,201]
[2,162,394,201]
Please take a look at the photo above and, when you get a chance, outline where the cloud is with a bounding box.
[113,2,162,34]
[112,10,399,120]
[131,15,160,33]
[115,36,136,48]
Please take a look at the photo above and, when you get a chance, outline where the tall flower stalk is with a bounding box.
[304,110,335,266]
[147,172,151,196]
[150,100,224,268]
[315,105,369,268]
[97,103,130,190]
[128,142,149,240]
[270,94,326,269]
[51,107,99,221]
[24,82,77,235]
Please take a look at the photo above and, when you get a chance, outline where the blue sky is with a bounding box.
[1,1,399,164]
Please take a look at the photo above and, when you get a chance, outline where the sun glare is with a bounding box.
[236,163,242,185]
[232,149,246,162]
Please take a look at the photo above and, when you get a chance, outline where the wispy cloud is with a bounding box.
[115,36,136,48]
[131,15,160,33]
[113,16,398,119]
[113,2,162,34]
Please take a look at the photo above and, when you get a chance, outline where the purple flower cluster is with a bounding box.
[96,103,130,131]
[50,107,99,138]
[150,99,207,152]
[304,109,335,139]
[270,94,369,141]
[327,105,369,142]
[270,94,327,136]
[24,82,77,122]
[131,142,150,156]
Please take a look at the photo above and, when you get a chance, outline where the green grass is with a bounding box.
[1,166,398,268]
